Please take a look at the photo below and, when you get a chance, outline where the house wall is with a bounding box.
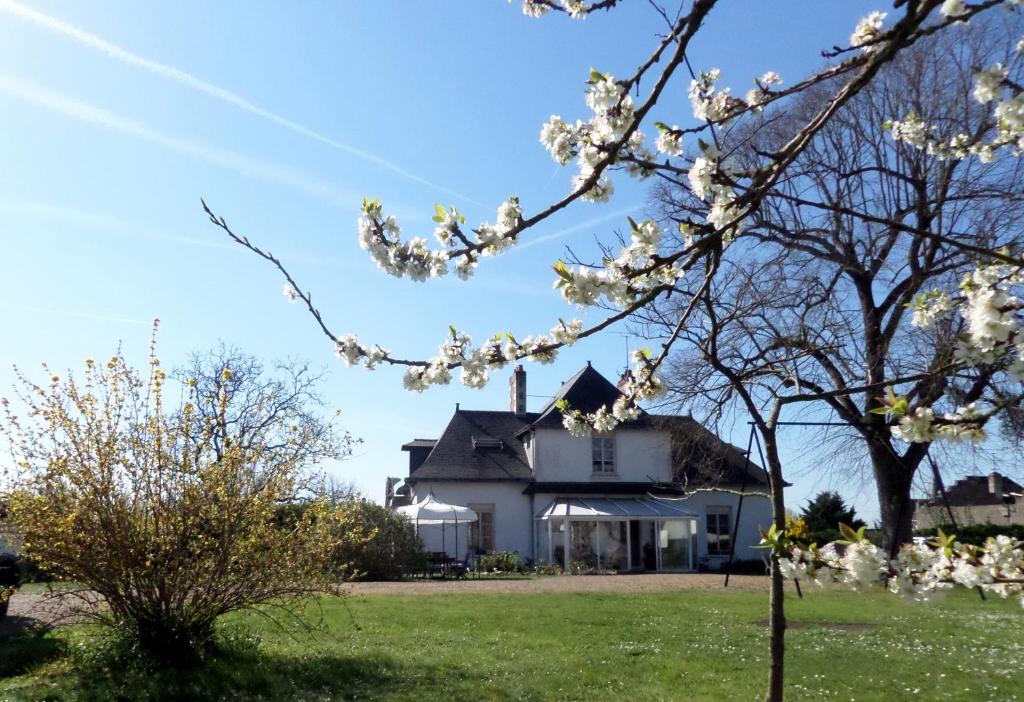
[408,480,534,559]
[533,428,673,482]
[913,503,1024,529]
[672,491,773,565]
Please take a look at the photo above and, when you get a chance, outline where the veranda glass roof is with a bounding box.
[536,496,698,521]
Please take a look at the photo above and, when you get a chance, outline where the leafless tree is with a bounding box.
[174,343,360,477]
[641,14,1024,553]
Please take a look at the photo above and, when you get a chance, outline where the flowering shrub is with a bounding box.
[0,329,355,660]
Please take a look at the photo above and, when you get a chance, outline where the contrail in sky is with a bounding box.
[0,0,482,206]
[0,72,361,207]
[510,205,642,254]
[0,301,150,326]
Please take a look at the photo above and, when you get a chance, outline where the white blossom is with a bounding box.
[334,334,364,367]
[974,64,1007,104]
[562,411,591,437]
[909,290,954,329]
[891,407,936,443]
[655,125,683,156]
[940,0,967,18]
[850,12,887,53]
[282,283,299,303]
[520,0,550,17]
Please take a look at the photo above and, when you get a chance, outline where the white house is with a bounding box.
[387,364,773,573]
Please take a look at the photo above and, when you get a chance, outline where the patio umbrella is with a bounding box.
[397,493,478,558]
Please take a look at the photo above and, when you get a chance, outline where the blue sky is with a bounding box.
[0,0,896,519]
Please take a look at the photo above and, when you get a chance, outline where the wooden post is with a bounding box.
[563,504,571,573]
[626,520,632,571]
[547,517,553,564]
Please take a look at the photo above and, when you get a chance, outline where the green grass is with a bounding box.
[0,587,1022,701]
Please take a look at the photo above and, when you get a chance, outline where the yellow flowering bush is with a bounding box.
[0,330,360,659]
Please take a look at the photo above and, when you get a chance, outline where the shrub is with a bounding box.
[0,334,355,660]
[915,523,1024,546]
[477,551,522,573]
[326,499,425,581]
[533,562,562,576]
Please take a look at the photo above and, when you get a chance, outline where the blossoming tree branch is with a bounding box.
[206,2,1024,700]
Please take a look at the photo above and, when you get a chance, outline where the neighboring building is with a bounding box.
[386,364,773,572]
[913,471,1024,529]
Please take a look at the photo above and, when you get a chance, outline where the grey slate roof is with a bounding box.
[650,415,772,488]
[527,364,651,430]
[409,409,536,481]
[402,439,437,450]
[523,482,686,496]
[405,365,771,489]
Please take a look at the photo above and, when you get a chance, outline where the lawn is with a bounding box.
[1,586,1022,701]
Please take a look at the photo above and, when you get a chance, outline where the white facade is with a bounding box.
[532,428,672,483]
[404,425,772,569]
[409,480,534,557]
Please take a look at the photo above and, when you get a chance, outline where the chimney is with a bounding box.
[509,365,526,414]
[617,368,635,393]
[989,471,1004,498]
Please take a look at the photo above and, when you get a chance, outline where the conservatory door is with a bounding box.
[659,520,691,571]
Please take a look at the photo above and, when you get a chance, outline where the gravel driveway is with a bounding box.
[346,573,783,595]
[2,574,786,630]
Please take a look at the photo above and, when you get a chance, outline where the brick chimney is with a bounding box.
[509,365,526,414]
[989,471,1004,498]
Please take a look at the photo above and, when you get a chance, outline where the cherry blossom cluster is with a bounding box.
[552,218,682,308]
[401,321,583,391]
[775,529,1024,609]
[879,262,1024,443]
[686,142,747,243]
[849,11,888,54]
[540,70,653,202]
[519,0,590,19]
[356,195,523,282]
[890,403,988,443]
[558,348,664,437]
[887,39,1023,162]
[330,319,584,392]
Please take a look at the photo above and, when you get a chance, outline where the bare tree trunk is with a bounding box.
[870,444,917,555]
[762,425,787,702]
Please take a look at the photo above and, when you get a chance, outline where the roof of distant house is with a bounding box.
[919,473,1024,507]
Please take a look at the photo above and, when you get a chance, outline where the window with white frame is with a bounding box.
[706,506,732,556]
[468,504,495,553]
[591,435,615,473]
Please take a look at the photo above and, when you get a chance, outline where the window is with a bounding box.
[706,507,732,556]
[468,504,495,553]
[591,435,615,473]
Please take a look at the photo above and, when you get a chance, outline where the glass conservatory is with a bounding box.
[535,497,700,573]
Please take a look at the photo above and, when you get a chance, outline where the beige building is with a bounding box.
[913,471,1024,530]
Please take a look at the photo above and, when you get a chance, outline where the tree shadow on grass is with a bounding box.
[22,642,509,702]
[0,617,65,677]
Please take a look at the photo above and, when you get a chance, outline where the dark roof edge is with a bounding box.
[407,477,534,483]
